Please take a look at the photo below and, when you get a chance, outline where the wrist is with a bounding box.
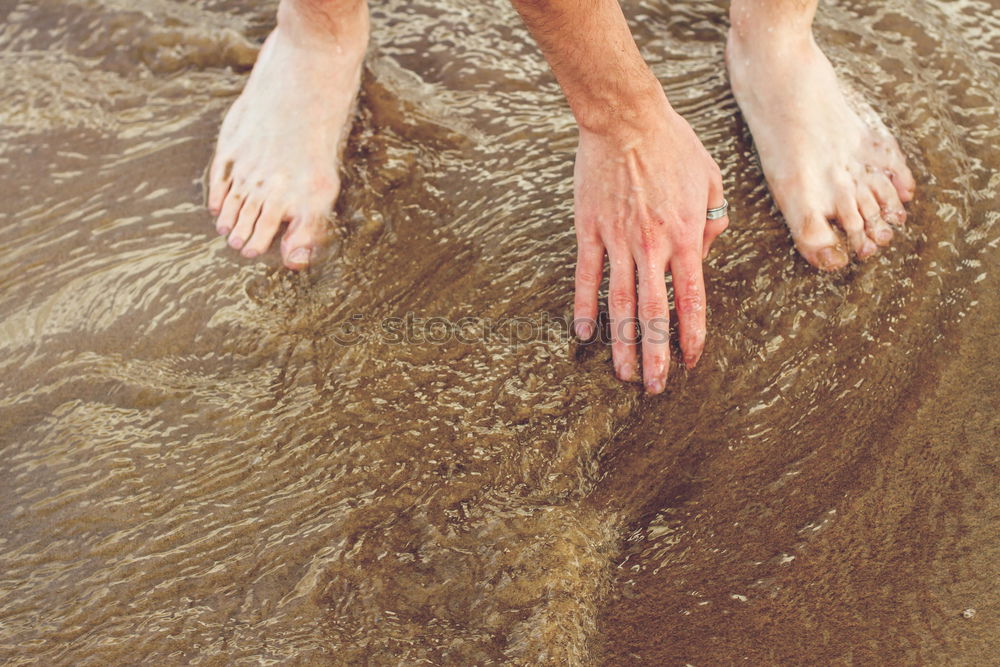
[570,75,673,137]
[570,75,671,137]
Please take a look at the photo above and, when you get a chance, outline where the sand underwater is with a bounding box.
[1,0,999,663]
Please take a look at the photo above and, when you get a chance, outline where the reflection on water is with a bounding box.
[1,0,998,663]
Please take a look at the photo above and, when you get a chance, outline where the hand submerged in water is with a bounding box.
[571,97,728,394]
[509,0,727,394]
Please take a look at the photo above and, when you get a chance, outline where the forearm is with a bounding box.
[510,0,666,133]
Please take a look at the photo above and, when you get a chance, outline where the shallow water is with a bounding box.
[1,0,999,663]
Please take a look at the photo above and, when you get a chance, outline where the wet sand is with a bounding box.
[1,0,999,663]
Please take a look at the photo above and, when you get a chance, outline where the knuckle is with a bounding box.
[676,292,704,314]
[638,300,666,321]
[608,287,635,312]
[574,293,595,312]
[636,219,664,256]
[575,265,602,287]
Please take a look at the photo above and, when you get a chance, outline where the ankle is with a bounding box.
[277,0,369,50]
[727,21,815,61]
[728,1,815,52]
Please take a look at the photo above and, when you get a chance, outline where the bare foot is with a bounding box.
[726,28,916,270]
[207,1,368,270]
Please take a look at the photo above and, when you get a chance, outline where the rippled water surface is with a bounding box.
[2,0,999,663]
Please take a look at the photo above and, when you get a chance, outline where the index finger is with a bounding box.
[670,250,707,369]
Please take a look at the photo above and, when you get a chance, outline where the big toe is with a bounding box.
[790,212,849,271]
[280,214,330,271]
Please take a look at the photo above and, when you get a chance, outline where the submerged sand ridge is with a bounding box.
[1,0,998,663]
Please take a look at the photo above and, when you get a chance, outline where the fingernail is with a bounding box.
[876,228,893,244]
[684,353,699,369]
[575,320,594,341]
[288,247,311,265]
[646,377,665,394]
[817,246,847,271]
[617,362,637,383]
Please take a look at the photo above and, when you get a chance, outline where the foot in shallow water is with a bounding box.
[726,26,916,270]
[207,1,368,270]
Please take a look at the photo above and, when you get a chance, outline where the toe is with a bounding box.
[889,162,916,203]
[836,192,876,260]
[868,173,907,226]
[227,193,261,252]
[880,135,916,202]
[216,186,245,239]
[208,156,234,216]
[280,213,330,271]
[241,199,284,259]
[789,211,849,271]
[858,189,893,247]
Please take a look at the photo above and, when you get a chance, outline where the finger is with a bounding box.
[637,261,670,394]
[607,249,639,383]
[573,236,605,341]
[704,166,729,258]
[670,250,707,369]
[703,217,729,259]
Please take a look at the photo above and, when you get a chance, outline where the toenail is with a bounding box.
[228,236,244,249]
[817,246,847,271]
[876,228,893,244]
[288,247,311,265]
[646,376,665,395]
[242,248,259,259]
[217,225,230,236]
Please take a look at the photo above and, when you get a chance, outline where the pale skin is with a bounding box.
[207,0,368,269]
[207,0,915,393]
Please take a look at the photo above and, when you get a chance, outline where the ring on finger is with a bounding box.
[707,199,729,221]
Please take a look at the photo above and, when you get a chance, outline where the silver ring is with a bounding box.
[707,199,729,220]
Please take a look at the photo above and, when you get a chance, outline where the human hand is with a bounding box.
[571,97,728,394]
